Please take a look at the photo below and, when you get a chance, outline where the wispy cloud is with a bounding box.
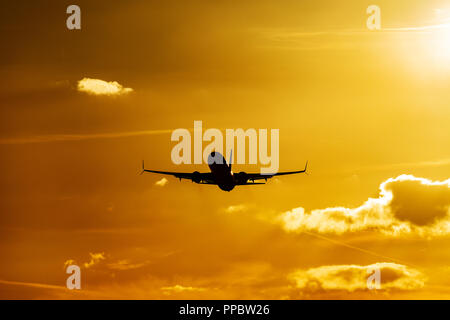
[63,259,76,270]
[107,259,150,271]
[77,78,133,96]
[84,252,105,269]
[161,284,206,295]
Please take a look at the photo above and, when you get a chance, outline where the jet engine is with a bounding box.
[191,171,202,183]
[235,172,248,184]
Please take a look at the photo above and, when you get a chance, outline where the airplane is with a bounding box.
[141,151,308,192]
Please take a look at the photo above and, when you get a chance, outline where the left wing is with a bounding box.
[244,161,308,182]
[140,161,213,183]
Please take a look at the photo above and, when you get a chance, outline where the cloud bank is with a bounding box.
[289,262,425,292]
[279,175,450,237]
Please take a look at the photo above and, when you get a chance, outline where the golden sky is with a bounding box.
[0,0,450,299]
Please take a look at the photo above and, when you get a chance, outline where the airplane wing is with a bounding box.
[243,161,308,182]
[140,161,214,183]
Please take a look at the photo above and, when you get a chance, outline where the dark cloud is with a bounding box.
[386,178,450,225]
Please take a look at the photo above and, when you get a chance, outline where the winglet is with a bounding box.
[304,160,308,174]
[140,160,145,175]
[229,149,233,170]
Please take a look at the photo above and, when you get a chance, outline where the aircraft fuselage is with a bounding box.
[208,152,235,191]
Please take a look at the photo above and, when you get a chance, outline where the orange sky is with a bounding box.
[0,0,450,299]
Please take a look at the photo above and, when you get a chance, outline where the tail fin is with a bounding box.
[229,149,233,170]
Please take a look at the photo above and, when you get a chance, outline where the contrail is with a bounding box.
[0,129,181,145]
[0,279,67,290]
[263,21,450,42]
[383,22,450,32]
[302,230,420,269]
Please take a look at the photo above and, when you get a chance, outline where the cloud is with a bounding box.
[224,204,248,214]
[279,175,450,237]
[107,259,149,271]
[161,285,206,295]
[66,253,149,272]
[84,252,106,269]
[155,178,168,187]
[289,263,426,292]
[77,78,133,96]
[63,259,76,269]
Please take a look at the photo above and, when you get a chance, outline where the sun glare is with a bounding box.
[430,24,450,64]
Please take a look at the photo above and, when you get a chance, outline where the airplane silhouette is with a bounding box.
[141,151,308,192]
